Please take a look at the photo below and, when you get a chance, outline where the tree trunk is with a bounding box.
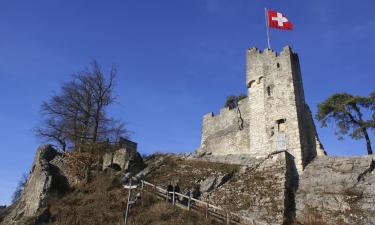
[362,128,373,155]
[351,104,373,155]
[92,106,101,144]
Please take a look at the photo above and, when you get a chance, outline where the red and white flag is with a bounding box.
[267,10,293,30]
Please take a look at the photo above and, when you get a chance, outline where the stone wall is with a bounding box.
[296,156,375,225]
[102,144,145,174]
[198,97,250,155]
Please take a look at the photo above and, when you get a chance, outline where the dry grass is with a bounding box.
[48,170,128,225]
[295,208,351,225]
[295,216,331,225]
[47,169,220,225]
[128,193,220,225]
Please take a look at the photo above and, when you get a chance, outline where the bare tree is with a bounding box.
[35,117,68,151]
[35,60,128,152]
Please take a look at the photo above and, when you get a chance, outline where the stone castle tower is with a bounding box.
[198,46,326,172]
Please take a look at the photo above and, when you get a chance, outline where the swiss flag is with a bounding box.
[267,10,293,30]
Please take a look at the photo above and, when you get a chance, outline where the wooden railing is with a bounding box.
[138,180,268,225]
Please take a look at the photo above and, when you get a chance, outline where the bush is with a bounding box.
[224,94,247,109]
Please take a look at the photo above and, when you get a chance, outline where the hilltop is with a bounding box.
[1,144,374,225]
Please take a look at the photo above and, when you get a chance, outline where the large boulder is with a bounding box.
[200,176,217,193]
[1,145,69,225]
[199,173,233,193]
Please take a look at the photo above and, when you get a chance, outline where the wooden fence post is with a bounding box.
[205,202,209,218]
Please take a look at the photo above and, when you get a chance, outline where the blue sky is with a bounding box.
[0,0,374,205]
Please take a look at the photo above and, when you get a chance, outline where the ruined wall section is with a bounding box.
[290,53,322,167]
[303,105,326,157]
[289,52,326,166]
[199,97,250,155]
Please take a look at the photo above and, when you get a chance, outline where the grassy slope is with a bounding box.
[47,170,219,225]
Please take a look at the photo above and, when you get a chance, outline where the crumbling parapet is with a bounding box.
[198,97,250,156]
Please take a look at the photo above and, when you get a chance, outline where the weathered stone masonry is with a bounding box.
[198,46,326,173]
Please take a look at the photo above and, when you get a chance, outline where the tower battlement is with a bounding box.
[197,46,326,173]
[246,46,299,88]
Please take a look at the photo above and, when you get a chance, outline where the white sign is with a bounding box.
[124,185,138,189]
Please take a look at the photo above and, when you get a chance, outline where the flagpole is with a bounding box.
[264,7,271,49]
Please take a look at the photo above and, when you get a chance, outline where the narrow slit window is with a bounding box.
[277,119,286,132]
[267,86,272,96]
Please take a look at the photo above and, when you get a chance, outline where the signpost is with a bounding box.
[122,174,141,225]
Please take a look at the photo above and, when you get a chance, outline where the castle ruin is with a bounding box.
[198,46,326,172]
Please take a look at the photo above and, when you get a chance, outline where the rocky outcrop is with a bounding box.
[1,145,69,225]
[135,153,172,179]
[296,156,375,225]
[0,206,10,223]
[199,173,233,193]
[200,176,217,193]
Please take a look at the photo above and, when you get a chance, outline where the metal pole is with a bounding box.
[188,193,191,210]
[173,191,175,205]
[124,179,132,225]
[141,180,144,206]
[206,201,209,218]
[264,7,271,49]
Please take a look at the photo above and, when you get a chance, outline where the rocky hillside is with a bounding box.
[296,156,375,225]
[1,145,375,225]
